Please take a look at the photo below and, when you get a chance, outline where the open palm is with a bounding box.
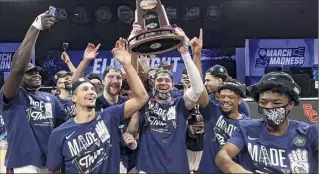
[112,38,131,65]
[83,43,101,60]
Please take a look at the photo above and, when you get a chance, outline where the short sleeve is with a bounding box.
[199,100,217,122]
[53,96,69,127]
[177,97,190,119]
[308,123,318,161]
[46,130,63,172]
[0,89,20,111]
[103,103,125,128]
[239,100,250,117]
[227,124,246,151]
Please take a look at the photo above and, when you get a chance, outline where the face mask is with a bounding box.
[64,81,72,90]
[94,84,104,96]
[22,82,40,93]
[147,79,154,90]
[258,104,289,127]
[154,90,172,100]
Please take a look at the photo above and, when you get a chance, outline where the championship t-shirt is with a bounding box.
[198,100,250,173]
[93,94,132,169]
[56,96,76,118]
[137,97,190,173]
[1,88,66,168]
[228,119,318,173]
[46,104,125,173]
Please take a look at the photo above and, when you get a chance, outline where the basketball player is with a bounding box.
[54,70,76,117]
[215,72,318,173]
[189,29,251,173]
[46,38,148,173]
[0,11,68,173]
[136,28,204,173]
[200,79,250,173]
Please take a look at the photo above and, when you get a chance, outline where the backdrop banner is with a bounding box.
[245,98,318,124]
[40,49,238,84]
[245,39,318,85]
[0,43,35,80]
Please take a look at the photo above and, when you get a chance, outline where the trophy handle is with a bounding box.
[135,0,170,29]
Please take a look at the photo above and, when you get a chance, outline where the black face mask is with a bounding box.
[258,104,289,128]
[154,90,172,100]
[22,82,40,93]
[147,78,154,91]
[63,81,72,91]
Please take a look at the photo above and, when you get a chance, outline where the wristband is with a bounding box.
[32,14,44,30]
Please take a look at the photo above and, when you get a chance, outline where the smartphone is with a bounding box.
[49,6,56,16]
[62,43,69,51]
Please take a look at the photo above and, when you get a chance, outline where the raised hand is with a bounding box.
[61,52,70,63]
[112,38,131,66]
[175,27,190,55]
[190,28,203,55]
[32,11,55,30]
[83,43,101,60]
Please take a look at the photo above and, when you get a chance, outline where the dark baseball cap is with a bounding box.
[206,65,228,76]
[54,71,73,84]
[26,63,41,73]
[71,77,94,93]
[86,73,102,82]
[248,72,301,96]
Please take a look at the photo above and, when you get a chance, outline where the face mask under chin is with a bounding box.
[154,90,172,100]
[258,105,289,128]
[22,82,40,92]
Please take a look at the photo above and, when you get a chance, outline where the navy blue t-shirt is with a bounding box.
[0,88,66,168]
[148,89,183,99]
[46,104,125,173]
[198,100,250,173]
[94,94,132,168]
[228,119,318,173]
[57,96,76,118]
[209,94,250,117]
[137,97,190,173]
[95,95,127,112]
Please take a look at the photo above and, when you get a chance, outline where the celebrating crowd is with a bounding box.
[0,10,318,174]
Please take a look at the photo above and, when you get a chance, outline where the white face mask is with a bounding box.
[258,104,289,127]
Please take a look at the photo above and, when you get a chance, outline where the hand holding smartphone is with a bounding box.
[49,6,56,16]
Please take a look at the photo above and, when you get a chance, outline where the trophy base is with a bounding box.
[128,29,183,55]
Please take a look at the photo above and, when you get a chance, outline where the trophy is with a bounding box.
[128,0,183,55]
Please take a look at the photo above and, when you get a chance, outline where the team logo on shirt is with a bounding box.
[213,115,237,147]
[145,100,176,135]
[26,96,54,127]
[65,104,76,117]
[67,120,111,173]
[288,149,309,173]
[247,143,310,173]
[292,137,305,147]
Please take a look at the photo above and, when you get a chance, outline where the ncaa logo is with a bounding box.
[95,7,112,23]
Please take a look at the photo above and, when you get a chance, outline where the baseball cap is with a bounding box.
[71,77,94,93]
[248,72,301,96]
[86,73,102,82]
[26,63,41,73]
[206,64,228,80]
[54,71,73,84]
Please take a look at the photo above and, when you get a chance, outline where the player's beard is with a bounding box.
[107,83,120,96]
